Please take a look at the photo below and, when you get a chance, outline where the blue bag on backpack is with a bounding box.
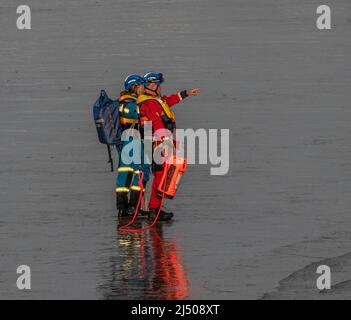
[93,90,121,145]
[93,90,121,171]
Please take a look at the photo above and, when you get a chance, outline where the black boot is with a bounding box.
[126,206,137,216]
[129,183,148,217]
[118,209,129,217]
[139,209,149,217]
[129,190,141,209]
[116,193,128,217]
[148,208,173,222]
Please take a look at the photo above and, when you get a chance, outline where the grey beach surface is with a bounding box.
[0,0,351,299]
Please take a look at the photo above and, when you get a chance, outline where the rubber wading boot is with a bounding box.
[126,206,136,216]
[126,206,148,218]
[129,182,148,217]
[129,190,140,208]
[118,209,129,217]
[148,208,173,222]
[116,193,129,217]
[139,209,149,217]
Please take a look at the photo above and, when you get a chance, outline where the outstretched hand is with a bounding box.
[187,88,200,96]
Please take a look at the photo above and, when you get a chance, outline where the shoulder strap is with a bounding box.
[120,94,137,102]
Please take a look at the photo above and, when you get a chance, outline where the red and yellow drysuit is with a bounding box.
[137,91,187,209]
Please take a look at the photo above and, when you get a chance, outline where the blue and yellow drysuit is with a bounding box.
[116,93,150,214]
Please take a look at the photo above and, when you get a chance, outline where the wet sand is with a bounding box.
[0,0,351,299]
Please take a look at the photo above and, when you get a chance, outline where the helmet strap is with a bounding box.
[128,84,139,94]
[145,85,160,96]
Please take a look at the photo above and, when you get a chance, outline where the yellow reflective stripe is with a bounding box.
[131,186,142,191]
[120,117,138,125]
[118,167,134,172]
[134,170,141,174]
[116,187,129,193]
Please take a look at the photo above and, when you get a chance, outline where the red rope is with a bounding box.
[118,170,166,233]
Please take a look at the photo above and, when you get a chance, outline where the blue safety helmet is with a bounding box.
[124,74,145,91]
[143,72,165,86]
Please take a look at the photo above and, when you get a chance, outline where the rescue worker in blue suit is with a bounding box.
[116,75,150,217]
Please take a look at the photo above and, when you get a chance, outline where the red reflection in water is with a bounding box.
[149,226,189,300]
[114,221,189,300]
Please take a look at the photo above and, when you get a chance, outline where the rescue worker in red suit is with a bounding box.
[137,72,200,221]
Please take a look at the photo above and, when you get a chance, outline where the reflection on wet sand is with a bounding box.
[102,219,189,300]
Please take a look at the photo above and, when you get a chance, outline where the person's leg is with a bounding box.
[147,164,173,221]
[149,165,163,209]
[128,139,148,210]
[129,168,143,208]
[141,167,150,213]
[116,143,134,215]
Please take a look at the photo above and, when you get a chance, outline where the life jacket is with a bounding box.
[137,94,176,131]
[118,94,140,127]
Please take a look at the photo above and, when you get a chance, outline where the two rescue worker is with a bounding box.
[137,72,200,221]
[116,75,150,217]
